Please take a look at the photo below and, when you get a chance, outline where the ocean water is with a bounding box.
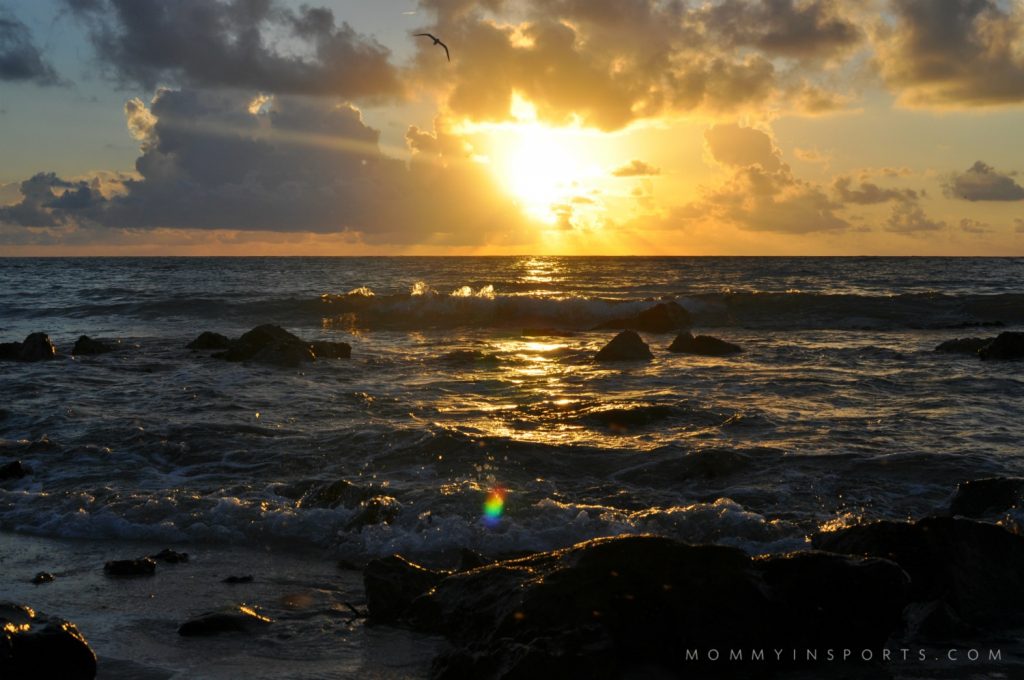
[2,256,1023,563]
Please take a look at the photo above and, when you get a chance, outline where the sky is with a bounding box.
[1,0,1023,255]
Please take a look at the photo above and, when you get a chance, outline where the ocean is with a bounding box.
[1,256,1023,678]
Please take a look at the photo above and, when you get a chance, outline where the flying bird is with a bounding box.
[415,33,450,62]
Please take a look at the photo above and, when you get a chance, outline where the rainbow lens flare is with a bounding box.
[482,488,506,526]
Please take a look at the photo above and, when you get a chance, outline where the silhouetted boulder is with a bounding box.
[0,603,97,680]
[812,516,1024,625]
[595,302,692,333]
[367,535,908,679]
[209,324,350,366]
[595,331,653,362]
[222,575,254,584]
[0,333,58,362]
[311,340,351,359]
[71,336,113,356]
[934,337,992,354]
[0,342,22,360]
[346,495,401,531]
[949,477,1024,517]
[0,460,30,480]
[149,548,189,564]
[187,331,232,350]
[178,605,272,636]
[297,479,377,509]
[978,331,1024,360]
[32,572,55,585]
[668,332,743,356]
[104,558,156,576]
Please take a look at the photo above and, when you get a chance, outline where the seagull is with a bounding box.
[415,33,450,62]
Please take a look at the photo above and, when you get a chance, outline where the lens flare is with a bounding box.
[482,488,506,526]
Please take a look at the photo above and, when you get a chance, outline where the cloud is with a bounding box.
[1016,218,1024,233]
[63,0,401,100]
[876,0,1024,107]
[0,9,61,85]
[944,161,1024,201]
[885,201,945,233]
[702,0,862,59]
[959,218,991,234]
[612,160,660,177]
[832,176,918,204]
[0,88,527,246]
[704,123,782,170]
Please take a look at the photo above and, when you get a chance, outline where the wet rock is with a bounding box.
[209,324,350,367]
[948,477,1024,517]
[149,548,189,564]
[364,555,447,624]
[369,535,907,678]
[440,349,499,365]
[0,342,23,360]
[186,331,232,350]
[104,558,156,577]
[310,340,352,359]
[594,302,692,334]
[250,342,315,368]
[71,335,113,356]
[32,572,55,585]
[0,460,30,480]
[1,333,58,362]
[934,337,992,354]
[978,331,1024,360]
[297,479,376,509]
[0,603,97,680]
[177,605,272,636]
[812,516,1024,625]
[595,331,653,362]
[222,575,254,584]
[346,495,402,531]
[25,435,57,453]
[667,332,743,356]
[902,600,974,642]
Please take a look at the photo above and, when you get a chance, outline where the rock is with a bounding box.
[0,460,30,480]
[978,331,1024,360]
[104,558,156,577]
[595,330,653,362]
[949,477,1024,517]
[19,333,58,361]
[934,337,992,354]
[0,342,22,360]
[0,603,97,680]
[667,332,743,356]
[222,575,254,584]
[310,340,352,359]
[346,495,401,531]
[812,516,1024,625]
[364,555,447,624]
[186,331,232,350]
[297,479,376,509]
[440,349,499,365]
[149,548,189,563]
[457,549,491,571]
[177,605,272,636]
[595,302,691,334]
[32,572,55,585]
[250,342,315,368]
[71,336,113,356]
[902,600,973,642]
[373,535,907,679]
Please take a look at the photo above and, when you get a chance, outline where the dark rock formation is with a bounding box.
[104,558,156,577]
[667,332,743,356]
[0,460,30,481]
[71,336,113,356]
[812,516,1024,625]
[32,572,55,585]
[0,333,57,362]
[594,302,692,334]
[345,495,401,531]
[0,603,97,680]
[178,605,272,636]
[948,477,1024,517]
[440,349,499,365]
[297,479,377,510]
[934,337,992,354]
[311,341,352,359]
[207,324,351,367]
[595,331,653,362]
[186,331,232,350]
[149,548,189,564]
[365,535,908,678]
[222,575,254,584]
[978,331,1024,360]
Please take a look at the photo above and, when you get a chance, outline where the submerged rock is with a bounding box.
[178,605,272,636]
[366,535,908,678]
[206,324,351,367]
[311,340,352,359]
[0,333,57,362]
[71,335,113,356]
[594,302,692,334]
[297,479,377,510]
[934,337,992,354]
[978,331,1024,360]
[222,575,254,584]
[104,558,156,577]
[345,495,402,531]
[0,460,30,480]
[186,331,232,350]
[948,477,1024,517]
[595,331,653,362]
[149,548,190,564]
[812,516,1024,625]
[0,603,97,680]
[667,332,743,356]
[31,572,55,585]
[439,349,499,365]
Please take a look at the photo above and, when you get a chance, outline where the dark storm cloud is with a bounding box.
[877,0,1024,106]
[0,10,61,85]
[944,161,1024,201]
[611,160,660,177]
[0,89,524,245]
[701,0,862,59]
[62,0,401,99]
